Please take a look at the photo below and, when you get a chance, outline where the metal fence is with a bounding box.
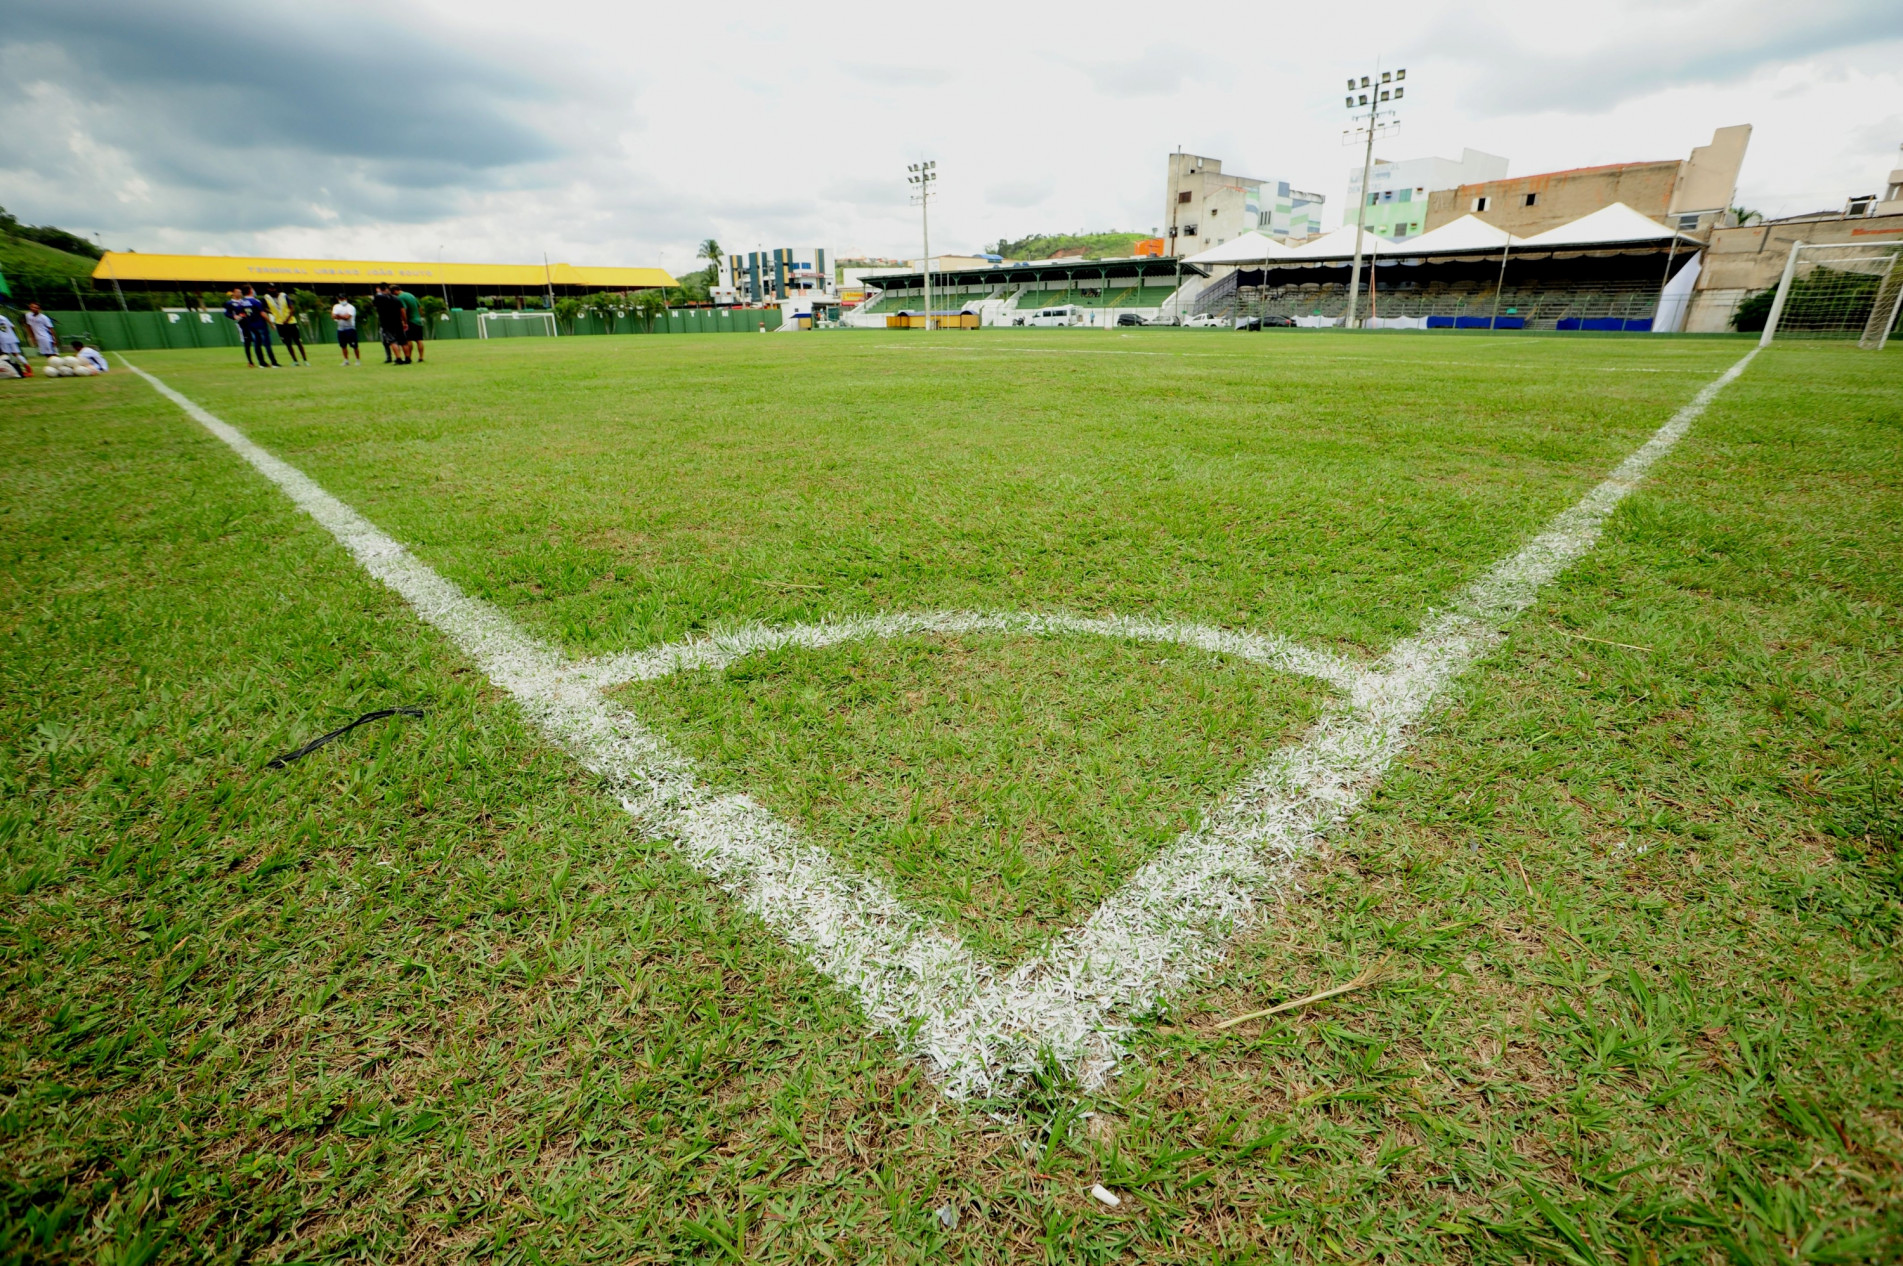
[10,305,783,352]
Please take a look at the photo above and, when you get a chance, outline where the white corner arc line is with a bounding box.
[584,609,1366,695]
[119,349,1755,1100]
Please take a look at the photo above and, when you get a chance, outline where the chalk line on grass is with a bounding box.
[121,347,1755,1099]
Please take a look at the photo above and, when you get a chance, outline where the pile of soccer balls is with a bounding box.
[42,355,99,377]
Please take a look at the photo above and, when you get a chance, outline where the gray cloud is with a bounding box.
[0,1,568,236]
[1428,0,1903,114]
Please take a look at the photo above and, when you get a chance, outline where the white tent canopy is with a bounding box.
[1517,202,1692,248]
[1286,225,1407,259]
[1183,231,1301,264]
[1394,214,1524,254]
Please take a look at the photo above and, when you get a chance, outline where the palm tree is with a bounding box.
[698,238,723,286]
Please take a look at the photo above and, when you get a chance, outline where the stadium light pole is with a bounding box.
[1343,67,1404,330]
[908,161,937,331]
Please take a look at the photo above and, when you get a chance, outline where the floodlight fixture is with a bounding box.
[907,158,938,331]
[1341,64,1411,331]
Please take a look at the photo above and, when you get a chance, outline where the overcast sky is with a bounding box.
[3,0,1899,277]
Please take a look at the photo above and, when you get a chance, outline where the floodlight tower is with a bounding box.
[1342,67,1406,330]
[908,160,938,331]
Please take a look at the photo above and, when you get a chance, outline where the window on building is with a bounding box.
[1474,196,1490,212]
[1183,224,1198,236]
[1178,190,1192,204]
[1523,192,1538,207]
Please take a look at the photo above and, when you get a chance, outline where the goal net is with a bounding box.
[1755,243,1903,350]
[476,311,558,339]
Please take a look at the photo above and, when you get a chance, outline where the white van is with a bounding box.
[1025,305,1085,328]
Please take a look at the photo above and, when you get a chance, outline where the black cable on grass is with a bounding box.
[266,708,426,768]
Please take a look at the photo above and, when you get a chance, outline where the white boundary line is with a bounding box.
[120,348,1756,1099]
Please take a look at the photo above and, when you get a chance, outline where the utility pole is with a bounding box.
[1342,67,1405,330]
[908,161,937,331]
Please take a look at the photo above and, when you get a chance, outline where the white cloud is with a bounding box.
[2,0,1898,271]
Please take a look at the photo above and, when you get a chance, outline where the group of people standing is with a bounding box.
[222,282,426,368]
[0,303,109,378]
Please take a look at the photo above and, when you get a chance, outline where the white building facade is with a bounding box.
[1344,148,1509,241]
[1165,152,1325,253]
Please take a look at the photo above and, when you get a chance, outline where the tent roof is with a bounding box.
[1285,225,1406,259]
[1183,231,1300,264]
[1394,214,1524,254]
[1516,203,1691,248]
[91,251,677,290]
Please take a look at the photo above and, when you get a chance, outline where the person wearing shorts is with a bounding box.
[394,286,424,363]
[0,311,28,377]
[372,285,405,364]
[331,297,361,364]
[264,286,308,365]
[24,304,56,356]
[240,287,280,366]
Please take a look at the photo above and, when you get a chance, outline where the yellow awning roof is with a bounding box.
[91,252,675,289]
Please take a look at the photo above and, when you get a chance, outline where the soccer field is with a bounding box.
[3,331,1900,1261]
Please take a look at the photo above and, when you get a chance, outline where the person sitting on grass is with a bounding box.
[0,310,28,377]
[70,339,108,373]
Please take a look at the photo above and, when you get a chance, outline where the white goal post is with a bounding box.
[476,311,559,339]
[1758,241,1903,351]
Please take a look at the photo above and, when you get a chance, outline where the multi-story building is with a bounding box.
[716,247,832,306]
[1422,125,1752,237]
[1344,148,1509,241]
[1164,152,1325,253]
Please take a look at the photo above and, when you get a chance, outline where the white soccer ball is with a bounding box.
[75,363,96,376]
[46,364,65,377]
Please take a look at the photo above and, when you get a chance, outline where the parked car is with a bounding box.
[1183,313,1226,328]
[1116,312,1149,327]
[1262,314,1296,327]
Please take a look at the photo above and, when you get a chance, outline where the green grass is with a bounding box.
[1,330,1899,1262]
[0,234,99,294]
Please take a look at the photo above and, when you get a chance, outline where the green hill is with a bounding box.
[1,233,101,297]
[991,232,1149,261]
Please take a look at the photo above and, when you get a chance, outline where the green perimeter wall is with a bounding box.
[14,306,782,352]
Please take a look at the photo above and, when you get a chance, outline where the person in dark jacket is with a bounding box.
[371,284,407,364]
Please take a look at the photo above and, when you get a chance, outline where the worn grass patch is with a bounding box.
[0,332,1898,1262]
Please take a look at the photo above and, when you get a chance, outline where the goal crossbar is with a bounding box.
[1759,241,1903,351]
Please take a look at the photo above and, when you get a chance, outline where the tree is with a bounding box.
[584,291,623,333]
[630,288,668,333]
[291,288,324,336]
[552,295,585,334]
[699,238,722,278]
[419,294,448,329]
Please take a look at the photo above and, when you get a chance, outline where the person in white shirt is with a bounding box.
[0,312,24,377]
[71,340,109,373]
[330,297,361,364]
[24,304,56,355]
